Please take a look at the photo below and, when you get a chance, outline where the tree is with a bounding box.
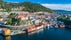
[7,18,21,26]
[5,6,11,12]
[7,13,21,26]
[0,0,5,9]
[8,13,18,18]
[0,0,3,6]
[0,15,2,18]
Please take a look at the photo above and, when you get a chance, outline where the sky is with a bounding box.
[3,0,71,11]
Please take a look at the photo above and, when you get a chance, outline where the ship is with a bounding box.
[0,29,3,35]
[27,23,45,33]
[0,28,10,36]
[10,30,26,36]
[60,24,65,28]
[58,21,65,28]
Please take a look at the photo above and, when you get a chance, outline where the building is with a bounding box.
[16,12,29,20]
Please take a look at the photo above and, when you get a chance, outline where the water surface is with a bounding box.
[0,28,71,40]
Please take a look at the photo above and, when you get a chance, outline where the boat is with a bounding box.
[54,24,58,28]
[0,29,3,35]
[10,30,26,36]
[27,23,45,33]
[2,28,11,36]
[0,28,11,36]
[60,24,65,28]
[58,21,65,28]
[27,25,36,33]
[36,25,44,30]
[10,29,26,36]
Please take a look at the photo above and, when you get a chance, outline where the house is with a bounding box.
[0,8,6,11]
[0,18,3,22]
[11,7,24,11]
[16,12,29,20]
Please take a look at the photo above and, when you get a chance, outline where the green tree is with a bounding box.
[0,15,2,18]
[7,13,21,26]
[8,13,18,18]
[5,6,11,12]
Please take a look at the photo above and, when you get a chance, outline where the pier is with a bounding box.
[0,25,27,36]
[0,25,27,30]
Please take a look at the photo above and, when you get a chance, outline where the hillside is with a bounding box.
[0,1,53,13]
[20,2,53,13]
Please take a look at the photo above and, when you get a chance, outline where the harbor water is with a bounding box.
[0,28,71,40]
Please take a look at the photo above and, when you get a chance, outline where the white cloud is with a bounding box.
[41,4,71,11]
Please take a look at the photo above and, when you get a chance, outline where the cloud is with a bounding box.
[41,4,71,11]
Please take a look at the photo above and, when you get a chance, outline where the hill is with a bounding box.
[20,2,53,13]
[0,1,53,13]
[53,10,71,14]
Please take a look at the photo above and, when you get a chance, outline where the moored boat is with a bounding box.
[0,28,10,36]
[55,24,58,28]
[0,29,3,35]
[27,25,36,33]
[27,23,45,33]
[10,30,26,36]
[60,24,65,28]
[2,28,11,36]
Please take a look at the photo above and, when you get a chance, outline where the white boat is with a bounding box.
[0,29,3,34]
[10,30,26,36]
[37,25,44,30]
